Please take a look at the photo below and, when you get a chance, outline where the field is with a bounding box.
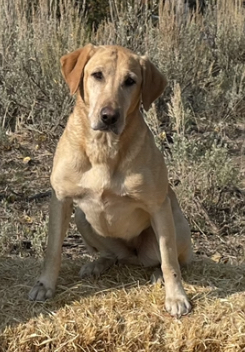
[0,0,245,351]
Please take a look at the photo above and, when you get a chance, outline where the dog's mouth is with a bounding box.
[91,122,120,135]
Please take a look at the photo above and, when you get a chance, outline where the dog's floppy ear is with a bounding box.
[140,57,167,111]
[60,44,96,94]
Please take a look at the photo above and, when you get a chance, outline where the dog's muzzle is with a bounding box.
[92,106,121,134]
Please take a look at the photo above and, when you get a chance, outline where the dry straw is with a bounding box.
[1,256,245,351]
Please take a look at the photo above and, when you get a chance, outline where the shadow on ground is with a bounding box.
[0,254,245,333]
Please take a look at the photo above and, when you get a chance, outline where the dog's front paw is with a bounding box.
[165,293,191,318]
[29,281,54,301]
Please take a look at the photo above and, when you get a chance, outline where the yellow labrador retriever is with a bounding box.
[29,44,192,317]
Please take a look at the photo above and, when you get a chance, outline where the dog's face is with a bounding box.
[60,44,167,135]
[83,47,142,135]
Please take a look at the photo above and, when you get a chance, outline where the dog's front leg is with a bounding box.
[151,196,191,318]
[29,189,73,301]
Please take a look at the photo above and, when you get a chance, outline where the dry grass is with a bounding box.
[0,0,245,351]
[1,256,245,351]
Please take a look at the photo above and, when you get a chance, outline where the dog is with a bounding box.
[29,44,193,318]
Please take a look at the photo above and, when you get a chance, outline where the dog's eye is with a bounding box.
[92,71,103,80]
[124,77,136,87]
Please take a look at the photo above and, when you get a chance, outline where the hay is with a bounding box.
[1,256,245,351]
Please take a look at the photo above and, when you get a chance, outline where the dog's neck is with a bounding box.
[86,130,120,165]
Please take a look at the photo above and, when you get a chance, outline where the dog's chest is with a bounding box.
[77,164,145,197]
[74,164,150,239]
[78,164,115,192]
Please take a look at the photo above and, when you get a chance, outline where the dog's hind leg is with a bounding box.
[75,208,139,278]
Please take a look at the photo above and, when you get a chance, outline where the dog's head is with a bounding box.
[60,44,167,135]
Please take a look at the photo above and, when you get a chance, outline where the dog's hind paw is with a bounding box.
[79,256,116,279]
[150,267,164,285]
[29,281,54,301]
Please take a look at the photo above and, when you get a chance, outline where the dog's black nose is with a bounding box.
[101,107,120,126]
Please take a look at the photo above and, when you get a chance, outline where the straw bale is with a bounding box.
[0,256,245,351]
